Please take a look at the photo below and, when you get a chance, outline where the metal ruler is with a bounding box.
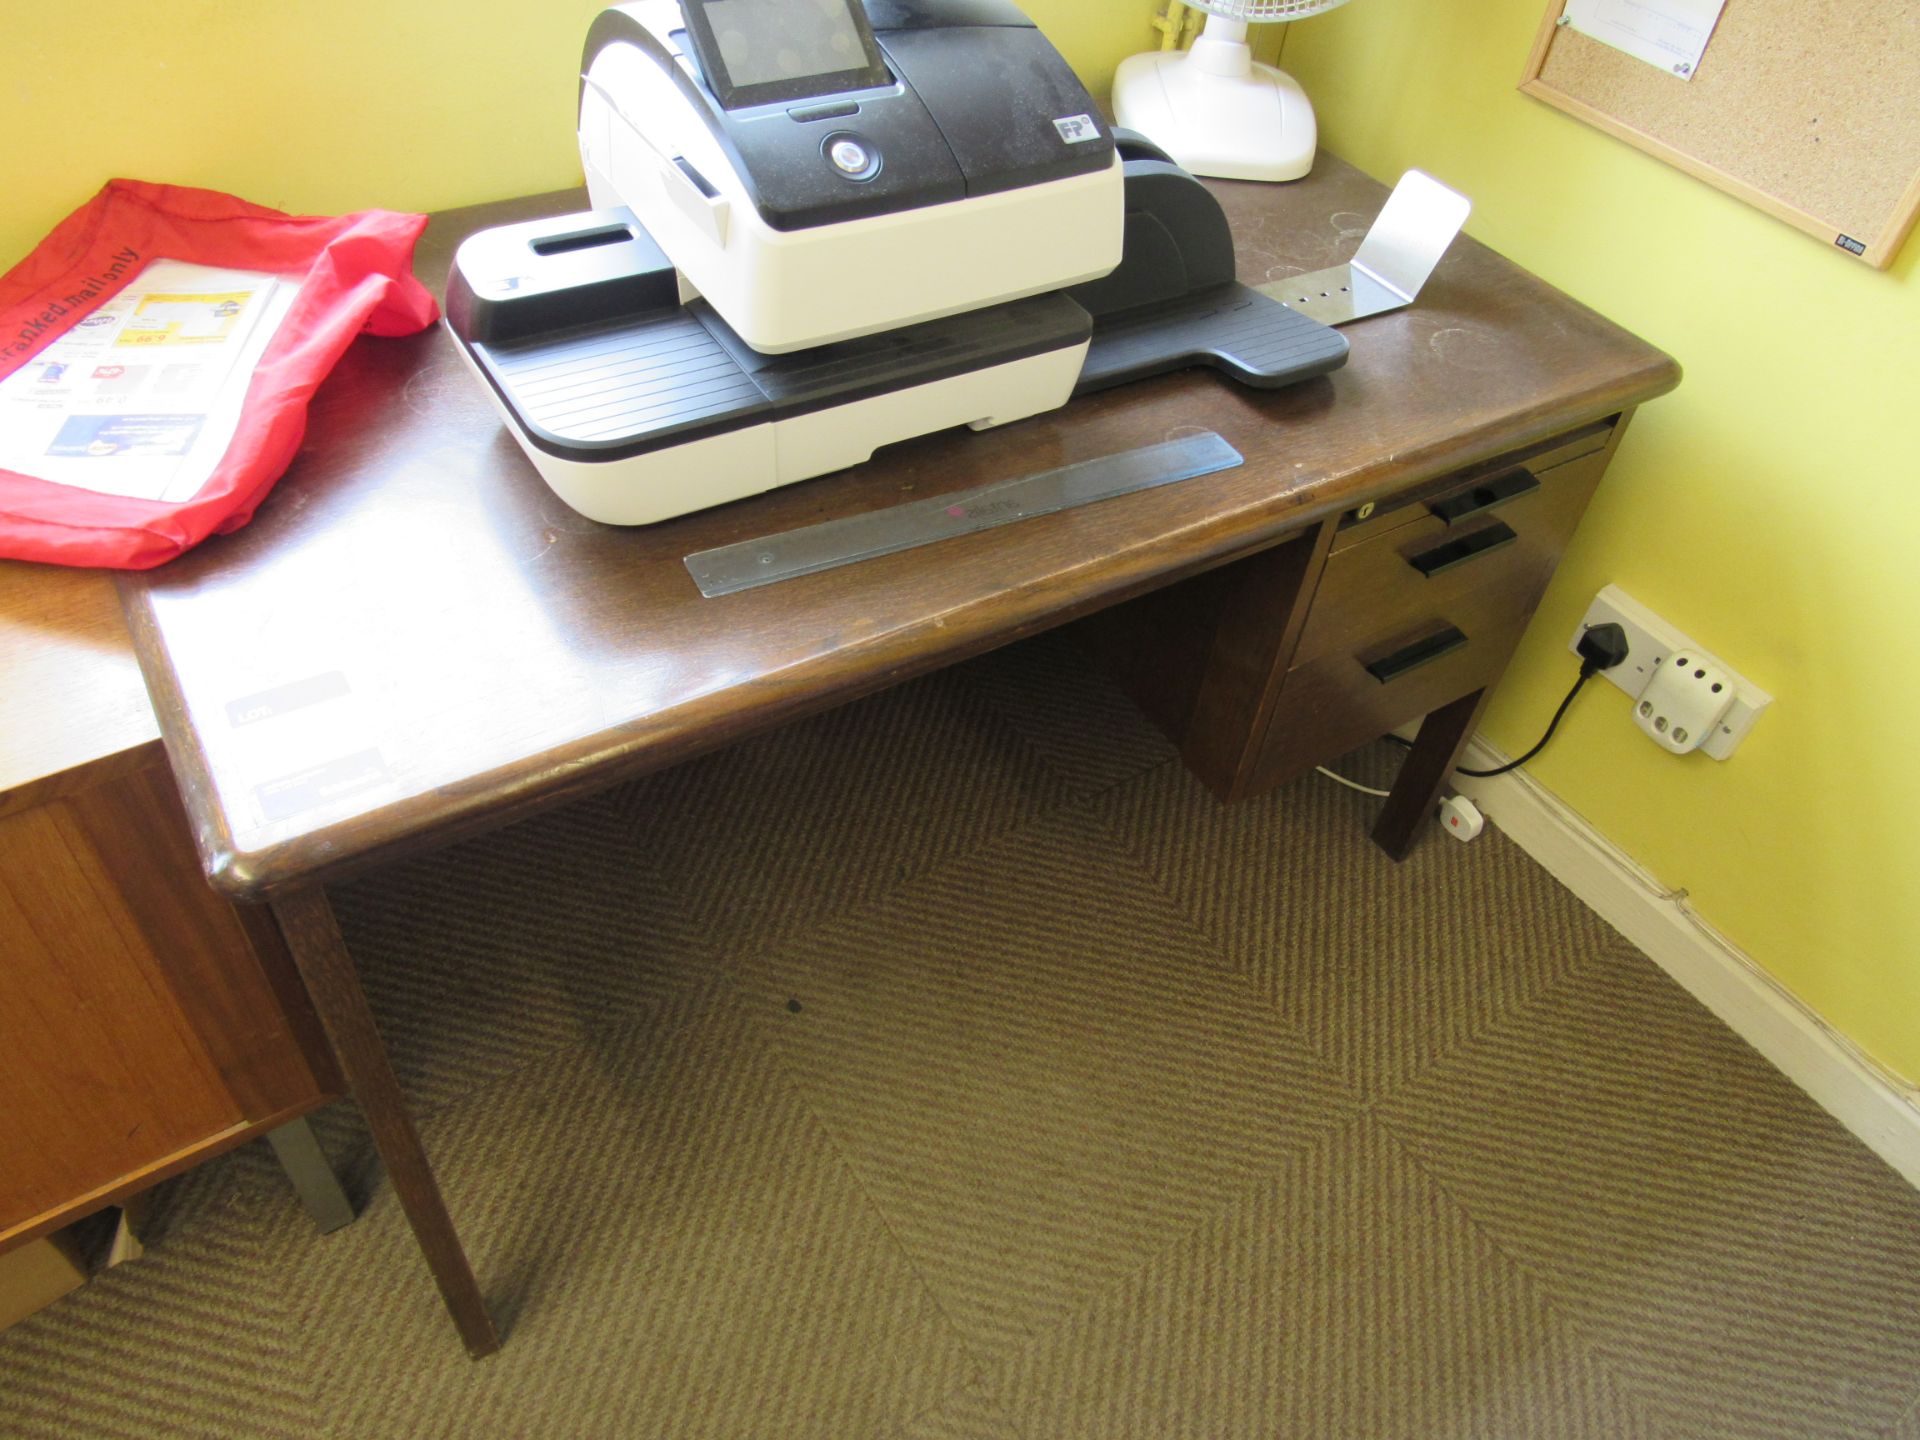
[684,431,1243,598]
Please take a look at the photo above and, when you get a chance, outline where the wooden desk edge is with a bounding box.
[0,560,163,800]
[0,738,166,821]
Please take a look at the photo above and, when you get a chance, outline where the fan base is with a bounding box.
[1112,48,1318,183]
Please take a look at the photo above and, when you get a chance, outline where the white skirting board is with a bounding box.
[1444,737,1920,1193]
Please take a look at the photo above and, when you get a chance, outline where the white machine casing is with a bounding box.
[579,0,1123,355]
[452,332,1084,526]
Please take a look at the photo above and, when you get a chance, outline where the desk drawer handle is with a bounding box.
[1429,469,1540,525]
[1365,626,1468,684]
[1408,521,1517,578]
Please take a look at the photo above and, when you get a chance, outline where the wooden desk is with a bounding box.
[118,159,1678,1355]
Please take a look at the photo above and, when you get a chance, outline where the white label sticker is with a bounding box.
[1563,0,1728,79]
[1053,114,1100,144]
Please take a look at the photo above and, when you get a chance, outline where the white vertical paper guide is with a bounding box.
[1563,0,1730,79]
[0,259,300,504]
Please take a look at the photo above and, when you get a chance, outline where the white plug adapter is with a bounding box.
[1437,793,1483,841]
[1632,651,1737,755]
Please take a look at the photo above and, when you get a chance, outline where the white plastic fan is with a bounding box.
[1112,0,1353,182]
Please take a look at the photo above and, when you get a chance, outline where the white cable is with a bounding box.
[1315,764,1390,798]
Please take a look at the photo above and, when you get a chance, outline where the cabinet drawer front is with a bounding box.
[1293,447,1606,671]
[1330,420,1613,553]
[0,763,338,1245]
[1251,576,1543,792]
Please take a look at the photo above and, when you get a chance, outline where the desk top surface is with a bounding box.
[121,156,1677,897]
[0,561,157,809]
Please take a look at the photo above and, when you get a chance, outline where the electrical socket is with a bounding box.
[1569,585,1771,759]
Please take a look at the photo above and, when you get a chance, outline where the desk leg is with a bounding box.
[1371,687,1492,861]
[270,886,501,1359]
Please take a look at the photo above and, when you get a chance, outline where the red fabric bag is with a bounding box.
[0,180,437,568]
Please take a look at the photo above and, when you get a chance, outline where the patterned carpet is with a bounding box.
[4,630,1920,1439]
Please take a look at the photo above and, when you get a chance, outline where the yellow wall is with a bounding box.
[0,1,1153,269]
[1281,3,1920,1081]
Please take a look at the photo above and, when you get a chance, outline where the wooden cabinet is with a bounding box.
[0,563,341,1254]
[1075,416,1632,813]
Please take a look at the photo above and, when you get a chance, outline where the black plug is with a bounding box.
[1577,621,1629,677]
[1440,621,1626,780]
[1384,620,1631,776]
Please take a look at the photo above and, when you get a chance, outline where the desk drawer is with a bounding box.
[1251,572,1545,791]
[1293,446,1607,672]
[1329,421,1614,554]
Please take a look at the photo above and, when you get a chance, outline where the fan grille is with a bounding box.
[1181,0,1352,19]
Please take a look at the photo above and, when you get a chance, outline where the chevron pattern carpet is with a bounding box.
[4,631,1920,1439]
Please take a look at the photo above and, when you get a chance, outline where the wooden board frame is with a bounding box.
[1520,3,1920,269]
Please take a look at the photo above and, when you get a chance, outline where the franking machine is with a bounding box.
[446,0,1347,524]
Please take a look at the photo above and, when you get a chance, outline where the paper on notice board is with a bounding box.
[1563,0,1728,79]
[0,259,299,504]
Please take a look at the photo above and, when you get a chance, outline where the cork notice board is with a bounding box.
[1520,2,1920,268]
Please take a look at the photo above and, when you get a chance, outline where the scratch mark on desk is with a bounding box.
[1330,211,1372,243]
[403,361,483,421]
[1427,325,1500,374]
[1261,224,1345,270]
[524,528,561,565]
